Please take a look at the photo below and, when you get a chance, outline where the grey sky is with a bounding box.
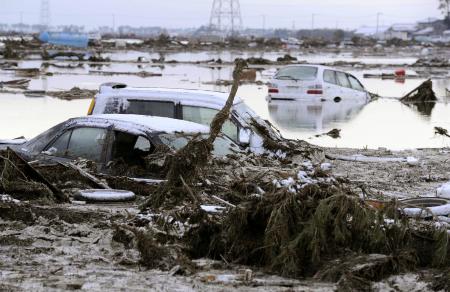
[1,0,442,30]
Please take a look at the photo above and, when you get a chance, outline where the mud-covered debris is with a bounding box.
[45,87,97,100]
[326,129,341,139]
[0,149,67,202]
[0,79,30,89]
[89,70,162,78]
[276,54,297,62]
[88,54,111,62]
[240,69,257,81]
[413,57,449,67]
[246,57,272,65]
[434,126,450,138]
[315,128,341,139]
[45,51,85,60]
[401,79,437,103]
[2,42,20,59]
[3,68,40,77]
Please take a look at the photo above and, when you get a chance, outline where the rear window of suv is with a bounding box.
[275,66,318,81]
[125,100,175,118]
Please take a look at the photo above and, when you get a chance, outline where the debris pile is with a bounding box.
[0,149,67,202]
[45,87,98,100]
[401,79,437,103]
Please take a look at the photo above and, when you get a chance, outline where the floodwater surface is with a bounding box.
[1,51,450,150]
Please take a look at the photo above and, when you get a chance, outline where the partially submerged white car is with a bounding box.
[87,84,282,154]
[267,64,370,102]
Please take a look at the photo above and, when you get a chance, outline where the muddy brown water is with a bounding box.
[1,51,450,150]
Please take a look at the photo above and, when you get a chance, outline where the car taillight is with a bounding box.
[307,84,323,95]
[307,89,323,94]
[87,98,96,115]
[268,88,279,93]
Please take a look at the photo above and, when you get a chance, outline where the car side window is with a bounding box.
[111,131,153,165]
[47,130,72,156]
[66,128,107,162]
[336,72,351,88]
[46,127,107,162]
[347,75,365,91]
[125,100,175,118]
[182,105,238,142]
[323,70,337,85]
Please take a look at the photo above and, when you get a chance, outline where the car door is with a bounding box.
[335,71,356,100]
[43,126,109,165]
[323,69,343,100]
[346,74,369,102]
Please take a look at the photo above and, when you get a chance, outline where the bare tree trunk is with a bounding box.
[147,59,247,208]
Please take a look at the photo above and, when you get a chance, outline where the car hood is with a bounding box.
[0,138,28,150]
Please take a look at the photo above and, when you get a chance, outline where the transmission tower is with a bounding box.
[209,0,243,34]
[40,0,51,30]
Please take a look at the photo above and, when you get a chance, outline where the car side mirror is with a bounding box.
[41,147,57,156]
[238,127,251,146]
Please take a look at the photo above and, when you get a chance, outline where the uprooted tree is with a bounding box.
[146,58,248,208]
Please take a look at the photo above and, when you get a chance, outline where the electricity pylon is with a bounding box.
[209,0,243,35]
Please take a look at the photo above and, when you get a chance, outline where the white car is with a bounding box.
[87,84,283,154]
[267,65,370,102]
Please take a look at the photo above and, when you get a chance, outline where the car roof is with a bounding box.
[69,114,210,136]
[279,64,335,71]
[96,85,243,110]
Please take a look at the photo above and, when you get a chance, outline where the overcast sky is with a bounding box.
[1,0,442,30]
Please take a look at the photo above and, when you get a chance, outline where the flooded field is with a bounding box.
[1,50,450,150]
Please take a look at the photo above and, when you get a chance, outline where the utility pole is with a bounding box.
[311,13,315,30]
[40,0,51,31]
[20,11,23,24]
[376,12,382,34]
[262,14,266,32]
[209,0,243,35]
[112,14,116,33]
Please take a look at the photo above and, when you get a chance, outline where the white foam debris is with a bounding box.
[74,189,136,202]
[200,205,225,213]
[402,203,450,218]
[301,161,313,170]
[320,163,332,171]
[437,182,450,199]
[406,156,419,166]
[0,194,20,204]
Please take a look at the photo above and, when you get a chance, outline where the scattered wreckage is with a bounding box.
[0,60,450,291]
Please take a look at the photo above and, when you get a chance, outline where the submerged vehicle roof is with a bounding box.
[69,114,210,135]
[277,64,336,71]
[96,83,243,110]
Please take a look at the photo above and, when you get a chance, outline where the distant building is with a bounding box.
[384,23,418,40]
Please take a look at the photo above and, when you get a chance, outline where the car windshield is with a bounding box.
[158,133,239,156]
[22,121,67,154]
[275,66,318,81]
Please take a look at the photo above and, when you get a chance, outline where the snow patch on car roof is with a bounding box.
[72,114,210,135]
[95,87,243,111]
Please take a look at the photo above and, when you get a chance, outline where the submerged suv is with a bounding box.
[88,83,281,154]
[267,64,370,102]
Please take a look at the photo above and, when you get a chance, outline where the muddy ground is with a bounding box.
[0,146,449,291]
[326,147,450,199]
